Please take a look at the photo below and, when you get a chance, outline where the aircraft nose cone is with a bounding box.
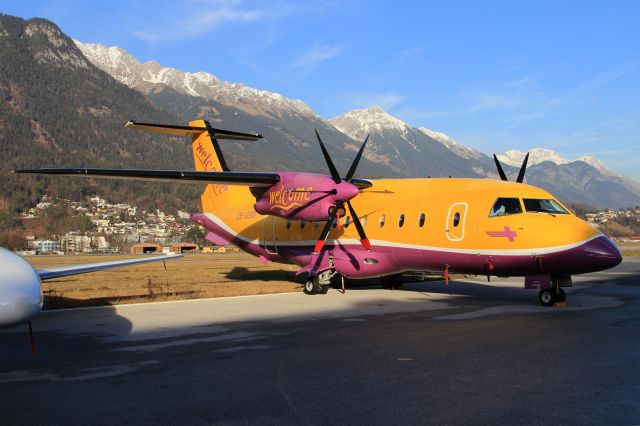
[583,235,622,270]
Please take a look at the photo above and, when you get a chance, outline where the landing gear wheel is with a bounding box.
[318,284,330,294]
[538,289,555,307]
[304,279,319,295]
[381,276,392,290]
[392,279,403,290]
[556,288,566,303]
[381,274,403,290]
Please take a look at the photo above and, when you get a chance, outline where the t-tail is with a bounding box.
[123,120,263,213]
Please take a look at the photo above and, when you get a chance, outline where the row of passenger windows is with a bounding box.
[490,197,569,217]
[285,213,428,230]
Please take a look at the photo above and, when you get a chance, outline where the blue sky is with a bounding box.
[4,1,640,179]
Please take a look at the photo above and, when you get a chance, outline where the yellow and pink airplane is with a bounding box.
[17,120,622,306]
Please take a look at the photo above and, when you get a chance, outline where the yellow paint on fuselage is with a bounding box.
[202,177,600,252]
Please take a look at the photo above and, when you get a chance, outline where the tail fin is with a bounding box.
[190,120,227,172]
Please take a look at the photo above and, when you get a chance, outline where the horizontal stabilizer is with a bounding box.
[125,121,263,141]
[14,168,280,187]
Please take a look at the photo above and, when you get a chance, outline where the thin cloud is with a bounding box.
[337,91,403,111]
[132,0,261,42]
[490,57,639,139]
[292,45,346,71]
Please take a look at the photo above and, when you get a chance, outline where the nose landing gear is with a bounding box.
[537,276,569,306]
[538,287,566,307]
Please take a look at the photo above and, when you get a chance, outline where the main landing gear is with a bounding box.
[381,274,403,290]
[304,269,336,295]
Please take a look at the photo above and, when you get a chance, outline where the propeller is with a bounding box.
[492,152,529,183]
[313,131,371,254]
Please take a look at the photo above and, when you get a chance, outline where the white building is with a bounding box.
[31,240,61,253]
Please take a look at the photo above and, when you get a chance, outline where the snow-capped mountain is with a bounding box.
[329,107,490,178]
[74,41,318,119]
[418,127,483,160]
[497,149,614,176]
[330,107,411,140]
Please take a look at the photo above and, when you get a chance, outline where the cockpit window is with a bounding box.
[523,199,569,214]
[489,198,523,217]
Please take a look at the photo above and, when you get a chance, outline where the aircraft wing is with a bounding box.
[14,169,281,187]
[37,253,183,280]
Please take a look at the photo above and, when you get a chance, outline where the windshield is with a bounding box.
[489,198,523,217]
[523,199,569,214]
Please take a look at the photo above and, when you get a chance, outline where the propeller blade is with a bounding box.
[345,134,370,181]
[313,208,339,254]
[314,129,341,184]
[493,154,508,181]
[346,201,371,251]
[516,152,529,183]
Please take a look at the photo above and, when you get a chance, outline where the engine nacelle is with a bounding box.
[253,172,358,221]
[0,248,43,328]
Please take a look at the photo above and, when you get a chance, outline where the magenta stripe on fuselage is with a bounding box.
[192,213,621,279]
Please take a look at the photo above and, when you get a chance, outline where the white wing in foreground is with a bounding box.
[37,253,183,280]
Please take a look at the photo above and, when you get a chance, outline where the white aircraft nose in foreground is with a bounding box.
[0,247,181,353]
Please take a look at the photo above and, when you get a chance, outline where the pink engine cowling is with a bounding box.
[253,172,359,221]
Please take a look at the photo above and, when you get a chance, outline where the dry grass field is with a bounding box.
[619,241,640,257]
[26,252,305,310]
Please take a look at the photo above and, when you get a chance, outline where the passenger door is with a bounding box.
[260,216,278,254]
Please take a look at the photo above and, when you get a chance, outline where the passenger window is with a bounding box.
[286,220,292,229]
[345,216,351,228]
[379,214,386,228]
[453,212,460,227]
[398,214,405,228]
[523,199,569,214]
[419,213,425,227]
[300,221,306,229]
[489,197,523,217]
[332,219,338,229]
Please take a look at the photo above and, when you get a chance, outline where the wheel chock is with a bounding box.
[553,302,567,308]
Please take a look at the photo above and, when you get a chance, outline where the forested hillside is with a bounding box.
[0,15,200,215]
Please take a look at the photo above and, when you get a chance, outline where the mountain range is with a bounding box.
[74,38,640,209]
[0,14,638,213]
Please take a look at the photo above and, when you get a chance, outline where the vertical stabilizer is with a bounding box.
[189,119,229,172]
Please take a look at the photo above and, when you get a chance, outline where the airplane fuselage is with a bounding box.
[192,177,622,280]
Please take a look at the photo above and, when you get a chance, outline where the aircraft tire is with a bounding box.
[304,280,319,295]
[381,276,392,290]
[318,284,330,294]
[392,278,403,290]
[538,289,556,307]
[556,288,566,303]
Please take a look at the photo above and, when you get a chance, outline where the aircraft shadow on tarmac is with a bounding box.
[0,303,133,362]
[344,278,536,303]
[224,266,305,283]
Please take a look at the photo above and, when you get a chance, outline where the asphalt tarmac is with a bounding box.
[2,259,640,425]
